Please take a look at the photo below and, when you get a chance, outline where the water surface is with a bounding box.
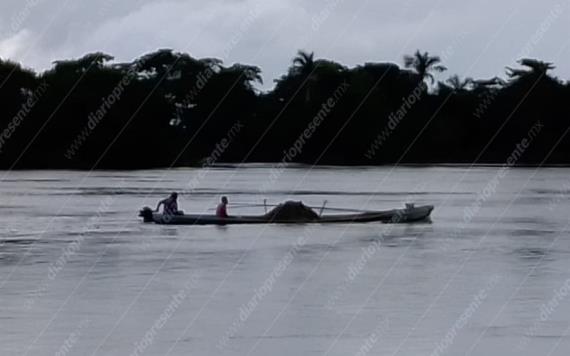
[1,166,569,355]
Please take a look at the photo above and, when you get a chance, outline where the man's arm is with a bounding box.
[155,199,165,212]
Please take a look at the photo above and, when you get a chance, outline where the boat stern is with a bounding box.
[139,207,155,223]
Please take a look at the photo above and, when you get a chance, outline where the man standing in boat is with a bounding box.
[216,196,229,218]
[156,192,182,216]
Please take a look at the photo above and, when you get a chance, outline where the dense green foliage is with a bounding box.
[0,49,568,169]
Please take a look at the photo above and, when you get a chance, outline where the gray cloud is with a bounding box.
[1,0,569,88]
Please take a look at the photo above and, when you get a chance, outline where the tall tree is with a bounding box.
[506,58,555,82]
[446,75,472,91]
[51,52,114,74]
[403,50,447,87]
[292,50,316,75]
[292,50,317,102]
[225,64,263,89]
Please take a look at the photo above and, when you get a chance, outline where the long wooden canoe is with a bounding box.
[139,205,434,225]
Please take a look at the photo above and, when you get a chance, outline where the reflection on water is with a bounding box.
[512,246,550,259]
[0,167,569,356]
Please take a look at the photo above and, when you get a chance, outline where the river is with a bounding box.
[1,166,569,355]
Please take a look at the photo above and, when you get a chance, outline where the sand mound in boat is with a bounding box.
[263,201,319,221]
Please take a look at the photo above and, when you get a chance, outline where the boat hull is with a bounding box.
[143,205,434,225]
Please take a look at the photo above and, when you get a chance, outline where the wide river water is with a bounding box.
[1,166,569,356]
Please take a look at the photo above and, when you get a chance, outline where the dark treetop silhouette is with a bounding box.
[0,49,568,169]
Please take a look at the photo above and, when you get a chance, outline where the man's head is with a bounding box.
[221,196,228,204]
[171,192,178,199]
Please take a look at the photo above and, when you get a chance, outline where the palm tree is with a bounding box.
[506,58,555,82]
[403,50,447,86]
[292,50,317,103]
[446,75,472,91]
[438,75,472,96]
[292,50,315,76]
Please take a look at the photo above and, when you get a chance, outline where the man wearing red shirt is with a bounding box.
[216,196,229,218]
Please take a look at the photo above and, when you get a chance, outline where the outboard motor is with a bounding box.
[139,207,154,223]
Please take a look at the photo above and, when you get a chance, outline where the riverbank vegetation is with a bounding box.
[0,49,568,168]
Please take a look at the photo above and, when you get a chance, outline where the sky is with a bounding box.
[0,0,569,89]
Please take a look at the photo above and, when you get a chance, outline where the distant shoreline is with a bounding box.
[1,51,569,170]
[3,162,570,171]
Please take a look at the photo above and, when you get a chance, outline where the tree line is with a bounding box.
[0,49,569,169]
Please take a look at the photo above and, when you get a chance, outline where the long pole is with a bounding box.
[207,202,376,213]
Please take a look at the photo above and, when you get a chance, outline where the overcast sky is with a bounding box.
[1,0,569,88]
